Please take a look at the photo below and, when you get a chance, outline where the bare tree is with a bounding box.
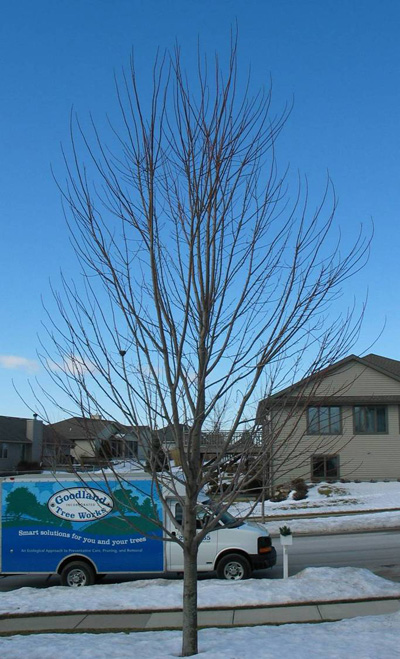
[36,39,369,656]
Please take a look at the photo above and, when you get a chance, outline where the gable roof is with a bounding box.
[257,353,400,419]
[48,417,151,443]
[0,416,30,444]
[361,354,400,380]
[48,417,131,442]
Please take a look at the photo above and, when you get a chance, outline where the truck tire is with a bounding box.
[61,561,95,587]
[216,553,251,580]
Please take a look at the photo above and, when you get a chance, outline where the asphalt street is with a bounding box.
[1,530,400,591]
[270,529,400,581]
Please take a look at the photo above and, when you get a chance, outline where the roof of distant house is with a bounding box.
[47,417,151,441]
[48,417,130,441]
[0,415,35,444]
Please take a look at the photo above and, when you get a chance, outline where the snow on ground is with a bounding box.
[1,567,400,615]
[264,510,400,535]
[1,612,400,658]
[1,482,398,657]
[236,481,400,518]
[228,481,400,535]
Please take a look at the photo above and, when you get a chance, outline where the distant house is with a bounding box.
[47,418,257,470]
[0,415,43,474]
[42,424,74,469]
[157,424,190,452]
[257,353,400,485]
[157,423,261,466]
[47,416,152,467]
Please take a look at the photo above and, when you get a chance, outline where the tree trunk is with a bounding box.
[182,507,199,656]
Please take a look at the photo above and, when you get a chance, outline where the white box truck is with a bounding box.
[0,473,276,586]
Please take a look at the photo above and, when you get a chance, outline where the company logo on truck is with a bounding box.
[48,487,113,522]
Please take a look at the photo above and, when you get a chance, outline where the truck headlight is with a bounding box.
[258,536,272,554]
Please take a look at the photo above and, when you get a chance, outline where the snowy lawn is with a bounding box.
[231,481,400,535]
[265,510,400,535]
[1,568,400,615]
[1,612,400,658]
[236,481,400,517]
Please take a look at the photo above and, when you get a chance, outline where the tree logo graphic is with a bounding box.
[47,488,114,522]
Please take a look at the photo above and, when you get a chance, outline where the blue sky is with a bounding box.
[1,0,399,419]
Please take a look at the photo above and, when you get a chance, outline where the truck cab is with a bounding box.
[166,499,276,579]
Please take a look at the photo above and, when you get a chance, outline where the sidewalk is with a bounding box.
[1,596,400,635]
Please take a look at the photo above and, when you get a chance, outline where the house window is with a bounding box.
[125,441,138,458]
[353,406,387,433]
[21,444,32,462]
[0,443,9,459]
[312,454,339,480]
[307,406,341,434]
[99,437,124,459]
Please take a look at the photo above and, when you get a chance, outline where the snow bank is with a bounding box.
[1,567,400,615]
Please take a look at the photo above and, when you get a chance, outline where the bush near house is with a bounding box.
[291,478,309,500]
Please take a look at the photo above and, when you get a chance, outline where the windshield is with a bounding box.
[204,503,244,528]
[218,509,240,526]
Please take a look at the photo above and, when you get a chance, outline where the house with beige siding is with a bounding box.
[257,354,400,486]
[47,417,152,467]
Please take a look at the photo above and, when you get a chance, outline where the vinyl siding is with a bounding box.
[71,439,97,461]
[267,361,400,484]
[0,442,25,472]
[302,361,400,398]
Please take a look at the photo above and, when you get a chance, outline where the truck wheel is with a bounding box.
[216,554,251,580]
[61,561,95,587]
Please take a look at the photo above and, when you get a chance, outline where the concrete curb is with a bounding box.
[1,597,400,635]
[251,507,400,522]
[268,526,400,538]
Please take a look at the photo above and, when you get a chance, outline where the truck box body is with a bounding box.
[0,474,164,575]
[0,473,276,583]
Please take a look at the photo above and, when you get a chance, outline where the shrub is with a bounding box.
[16,461,41,473]
[318,484,347,497]
[318,485,333,497]
[245,477,264,495]
[270,491,287,502]
[270,482,292,502]
[279,525,292,536]
[291,477,308,501]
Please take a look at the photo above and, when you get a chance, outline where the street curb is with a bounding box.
[251,507,400,522]
[268,526,400,538]
[248,508,400,537]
